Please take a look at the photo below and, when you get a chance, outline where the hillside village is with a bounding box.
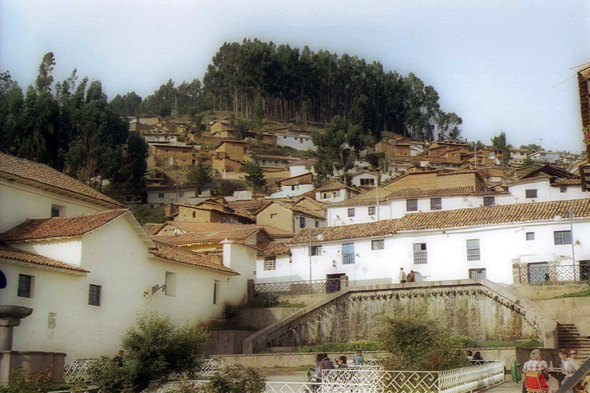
[2,48,590,389]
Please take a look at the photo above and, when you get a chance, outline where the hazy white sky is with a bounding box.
[1,0,589,152]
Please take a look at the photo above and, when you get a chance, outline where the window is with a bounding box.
[554,230,572,245]
[348,208,355,217]
[368,206,376,215]
[526,232,535,241]
[192,212,196,218]
[264,256,276,270]
[311,246,322,256]
[360,178,375,186]
[342,243,355,264]
[213,280,220,304]
[315,221,319,228]
[333,191,340,198]
[469,268,486,279]
[158,193,164,199]
[165,272,176,296]
[178,191,184,197]
[483,196,495,207]
[413,243,427,264]
[51,206,60,217]
[270,213,277,219]
[51,204,65,217]
[466,239,480,261]
[430,198,442,211]
[300,217,306,228]
[18,274,33,298]
[322,192,328,198]
[560,186,567,193]
[372,239,384,250]
[525,189,537,199]
[88,284,101,306]
[406,199,418,212]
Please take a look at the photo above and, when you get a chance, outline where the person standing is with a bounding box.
[399,268,407,283]
[407,270,415,283]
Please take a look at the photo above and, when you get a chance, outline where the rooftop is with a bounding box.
[150,241,237,275]
[0,153,123,208]
[0,244,89,273]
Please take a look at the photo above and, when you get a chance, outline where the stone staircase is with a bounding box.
[557,323,590,361]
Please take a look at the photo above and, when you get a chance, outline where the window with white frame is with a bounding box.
[525,189,537,199]
[348,208,355,217]
[368,206,376,215]
[469,268,486,279]
[413,243,427,264]
[88,284,101,306]
[360,178,375,186]
[466,239,480,261]
[264,256,276,270]
[372,239,384,250]
[430,198,442,211]
[342,243,355,264]
[554,230,572,245]
[406,199,418,212]
[311,246,322,256]
[526,232,535,241]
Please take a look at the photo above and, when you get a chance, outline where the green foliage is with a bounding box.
[119,312,209,391]
[110,91,142,117]
[206,365,267,393]
[476,340,542,348]
[491,132,513,168]
[310,340,383,353]
[214,179,246,196]
[129,205,166,225]
[555,287,590,298]
[222,302,240,325]
[0,367,53,393]
[449,335,478,348]
[242,158,267,191]
[88,357,135,393]
[251,292,280,307]
[35,52,56,92]
[375,313,470,371]
[187,160,214,190]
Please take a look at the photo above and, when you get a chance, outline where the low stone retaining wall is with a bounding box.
[535,297,590,336]
[238,307,302,330]
[206,330,254,356]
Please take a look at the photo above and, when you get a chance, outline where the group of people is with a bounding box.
[399,268,416,283]
[308,350,365,384]
[523,348,580,392]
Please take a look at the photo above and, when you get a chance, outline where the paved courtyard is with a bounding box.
[484,375,560,393]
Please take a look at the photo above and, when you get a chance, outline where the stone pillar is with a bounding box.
[340,275,349,289]
[512,263,522,284]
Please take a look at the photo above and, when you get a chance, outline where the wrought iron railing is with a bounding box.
[321,360,505,393]
[254,278,343,296]
[64,359,103,383]
[518,263,590,283]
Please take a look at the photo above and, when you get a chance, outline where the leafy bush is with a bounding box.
[252,292,280,307]
[206,365,267,393]
[0,367,53,393]
[313,340,384,353]
[89,356,135,392]
[375,315,470,371]
[449,335,477,348]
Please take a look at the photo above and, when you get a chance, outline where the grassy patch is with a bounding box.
[476,340,542,348]
[298,340,385,353]
[555,287,590,299]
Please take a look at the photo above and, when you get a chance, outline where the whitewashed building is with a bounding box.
[0,153,254,362]
[256,199,590,285]
[276,130,315,151]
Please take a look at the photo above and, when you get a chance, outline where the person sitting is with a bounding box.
[317,353,335,382]
[353,350,365,365]
[466,350,474,361]
[523,349,549,392]
[473,351,483,365]
[336,356,348,368]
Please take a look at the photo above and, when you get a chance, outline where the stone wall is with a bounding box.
[206,330,254,356]
[507,282,588,301]
[536,297,590,336]
[238,307,302,330]
[244,279,558,354]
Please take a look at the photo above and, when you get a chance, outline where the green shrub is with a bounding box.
[450,335,478,348]
[252,292,280,307]
[207,365,267,393]
[375,315,470,371]
[0,367,53,393]
[89,357,135,392]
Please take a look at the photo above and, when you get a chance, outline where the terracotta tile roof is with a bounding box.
[0,210,128,242]
[0,153,123,207]
[258,240,291,256]
[0,244,89,273]
[290,220,400,245]
[395,199,590,232]
[154,227,262,246]
[150,241,237,275]
[143,223,167,236]
[153,222,293,239]
[385,186,479,198]
[552,178,582,186]
[315,182,349,192]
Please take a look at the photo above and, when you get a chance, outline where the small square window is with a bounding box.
[430,198,442,211]
[554,230,572,245]
[88,284,101,306]
[560,186,567,193]
[311,246,322,256]
[483,196,495,207]
[51,204,65,217]
[158,193,165,199]
[407,199,418,212]
[525,189,537,199]
[526,232,535,241]
[348,208,355,218]
[368,206,376,215]
[18,274,33,298]
[264,256,276,270]
[372,239,384,250]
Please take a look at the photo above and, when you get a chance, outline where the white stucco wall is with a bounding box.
[268,184,315,199]
[147,189,201,206]
[0,180,104,233]
[290,165,315,178]
[277,134,315,151]
[350,173,378,188]
[2,216,248,362]
[256,219,590,286]
[508,180,589,203]
[293,215,327,233]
